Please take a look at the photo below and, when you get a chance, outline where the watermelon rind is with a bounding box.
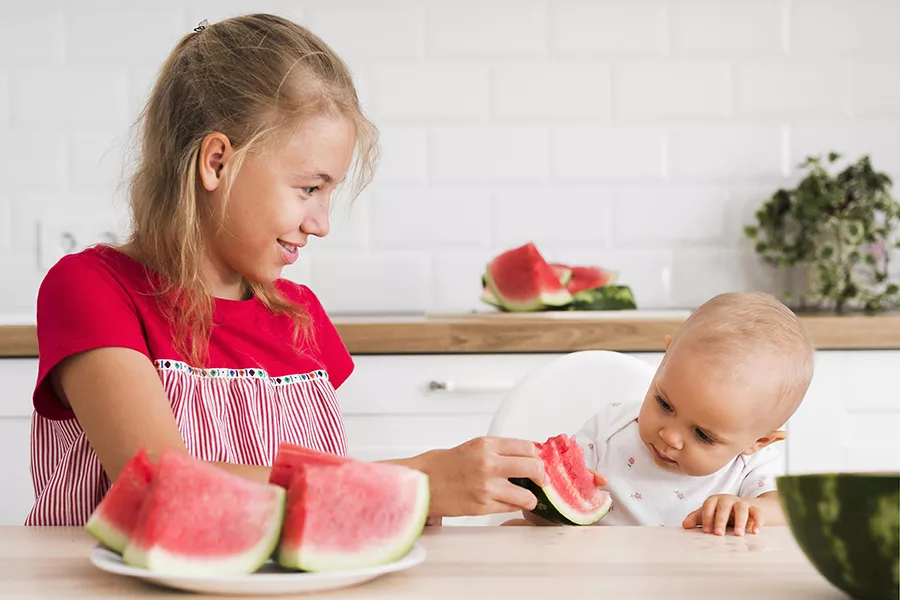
[277,472,430,572]
[480,284,503,309]
[569,285,637,311]
[510,477,612,526]
[122,486,286,576]
[776,473,899,600]
[85,515,131,556]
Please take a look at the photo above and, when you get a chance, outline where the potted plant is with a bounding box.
[744,152,900,314]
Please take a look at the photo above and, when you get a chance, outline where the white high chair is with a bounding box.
[487,350,656,442]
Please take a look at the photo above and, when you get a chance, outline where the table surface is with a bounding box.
[0,525,844,599]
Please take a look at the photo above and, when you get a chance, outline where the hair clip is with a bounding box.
[194,19,209,33]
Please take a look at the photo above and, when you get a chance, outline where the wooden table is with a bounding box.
[0,526,843,599]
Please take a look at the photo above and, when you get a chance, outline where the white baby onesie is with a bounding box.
[575,400,783,527]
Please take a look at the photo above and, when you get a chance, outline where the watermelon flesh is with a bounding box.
[269,442,348,490]
[565,266,616,295]
[277,461,430,572]
[84,448,155,554]
[484,243,572,312]
[511,434,612,526]
[122,448,285,576]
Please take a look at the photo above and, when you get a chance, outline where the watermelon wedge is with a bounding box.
[565,266,617,294]
[484,243,572,311]
[277,461,430,572]
[84,448,155,554]
[510,434,612,526]
[123,449,285,575]
[269,442,348,490]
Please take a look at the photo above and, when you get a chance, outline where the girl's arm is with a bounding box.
[57,346,547,517]
[52,346,271,483]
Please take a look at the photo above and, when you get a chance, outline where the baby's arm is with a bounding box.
[683,445,786,535]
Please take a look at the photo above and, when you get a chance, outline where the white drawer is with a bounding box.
[336,354,563,416]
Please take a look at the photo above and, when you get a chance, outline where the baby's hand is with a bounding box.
[682,494,762,536]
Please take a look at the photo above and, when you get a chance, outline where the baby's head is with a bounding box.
[637,291,814,477]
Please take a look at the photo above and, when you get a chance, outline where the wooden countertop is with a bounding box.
[2,311,900,357]
[0,526,840,599]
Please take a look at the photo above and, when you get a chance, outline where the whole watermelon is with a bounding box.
[777,473,899,600]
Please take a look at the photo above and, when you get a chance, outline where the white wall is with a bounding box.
[1,0,899,315]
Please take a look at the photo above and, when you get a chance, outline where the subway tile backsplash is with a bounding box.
[1,0,899,316]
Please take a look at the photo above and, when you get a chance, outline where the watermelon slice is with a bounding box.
[269,442,348,490]
[123,449,285,575]
[484,243,572,311]
[565,266,617,294]
[277,461,430,572]
[510,434,612,526]
[84,448,155,554]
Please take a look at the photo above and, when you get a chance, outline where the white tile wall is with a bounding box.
[1,0,899,316]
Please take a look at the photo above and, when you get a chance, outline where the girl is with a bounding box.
[27,14,546,526]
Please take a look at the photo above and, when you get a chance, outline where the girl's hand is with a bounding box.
[682,494,763,536]
[411,437,547,518]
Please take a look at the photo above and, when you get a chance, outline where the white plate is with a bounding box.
[89,544,427,596]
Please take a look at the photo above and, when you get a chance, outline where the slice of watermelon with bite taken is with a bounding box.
[510,434,612,526]
[85,448,156,554]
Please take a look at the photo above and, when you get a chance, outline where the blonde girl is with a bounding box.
[27,14,546,526]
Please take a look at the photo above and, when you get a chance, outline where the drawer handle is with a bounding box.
[426,380,515,393]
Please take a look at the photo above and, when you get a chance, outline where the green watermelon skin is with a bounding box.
[777,473,899,600]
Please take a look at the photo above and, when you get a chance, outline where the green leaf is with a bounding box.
[755,242,768,253]
[820,245,835,259]
[887,284,900,295]
[864,254,878,266]
[743,226,759,238]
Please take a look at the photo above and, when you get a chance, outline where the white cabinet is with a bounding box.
[0,350,897,526]
[787,351,900,474]
[0,359,38,526]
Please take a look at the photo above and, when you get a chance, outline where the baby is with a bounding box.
[513,291,815,536]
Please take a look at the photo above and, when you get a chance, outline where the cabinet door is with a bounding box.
[0,359,38,525]
[787,351,900,474]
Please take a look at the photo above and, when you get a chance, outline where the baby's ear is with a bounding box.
[741,430,786,456]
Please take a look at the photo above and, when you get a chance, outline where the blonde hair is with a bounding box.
[124,14,378,366]
[669,292,815,419]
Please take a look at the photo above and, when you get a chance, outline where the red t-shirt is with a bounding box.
[28,245,353,525]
